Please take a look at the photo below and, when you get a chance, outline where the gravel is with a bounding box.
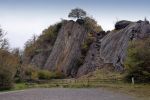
[0,88,136,100]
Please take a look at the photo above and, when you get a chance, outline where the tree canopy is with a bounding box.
[68,8,87,19]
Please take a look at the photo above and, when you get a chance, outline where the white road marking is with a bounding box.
[0,90,26,95]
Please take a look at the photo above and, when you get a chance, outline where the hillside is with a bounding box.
[23,18,150,78]
[23,18,102,77]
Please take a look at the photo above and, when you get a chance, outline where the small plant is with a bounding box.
[81,36,94,56]
[38,70,65,80]
[21,65,39,81]
[76,35,95,68]
[38,70,52,80]
[52,71,66,79]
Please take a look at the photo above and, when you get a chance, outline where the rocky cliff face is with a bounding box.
[77,20,150,76]
[101,20,150,68]
[24,20,94,77]
[23,19,150,77]
[77,31,107,76]
[44,20,89,76]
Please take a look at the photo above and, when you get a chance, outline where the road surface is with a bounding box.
[0,88,136,100]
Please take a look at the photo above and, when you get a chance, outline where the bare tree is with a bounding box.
[24,34,37,48]
[0,28,9,50]
[68,8,87,19]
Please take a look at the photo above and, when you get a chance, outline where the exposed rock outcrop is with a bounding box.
[115,20,132,30]
[30,50,50,69]
[43,20,89,76]
[77,31,106,76]
[23,19,102,77]
[102,20,150,67]
[23,19,150,77]
[77,20,150,76]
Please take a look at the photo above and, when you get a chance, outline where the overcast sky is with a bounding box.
[0,0,150,49]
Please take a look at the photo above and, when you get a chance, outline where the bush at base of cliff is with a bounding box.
[124,38,150,83]
[0,69,14,90]
[52,71,66,79]
[0,50,19,90]
[38,70,65,80]
[19,64,66,81]
[20,65,39,81]
[38,70,52,80]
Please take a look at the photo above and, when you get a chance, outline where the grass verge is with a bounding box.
[0,82,149,100]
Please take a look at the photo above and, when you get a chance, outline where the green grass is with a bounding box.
[14,83,28,90]
[101,83,150,100]
[79,68,150,100]
[80,68,124,80]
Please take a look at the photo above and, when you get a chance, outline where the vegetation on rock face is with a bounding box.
[23,21,63,64]
[76,33,95,68]
[124,38,150,83]
[40,22,62,45]
[68,8,87,19]
[84,17,102,33]
[81,36,94,56]
[76,16,102,69]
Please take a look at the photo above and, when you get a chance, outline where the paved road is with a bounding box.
[0,88,136,100]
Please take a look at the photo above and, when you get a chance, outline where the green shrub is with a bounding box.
[20,66,66,81]
[124,38,150,83]
[38,70,52,80]
[76,33,95,69]
[20,65,39,81]
[84,17,102,33]
[40,22,62,45]
[38,70,65,80]
[81,36,94,56]
[52,71,66,79]
[0,67,14,90]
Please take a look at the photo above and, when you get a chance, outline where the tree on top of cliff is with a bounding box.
[68,8,87,19]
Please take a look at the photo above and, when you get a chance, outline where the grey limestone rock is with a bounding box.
[44,20,89,76]
[77,20,150,76]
